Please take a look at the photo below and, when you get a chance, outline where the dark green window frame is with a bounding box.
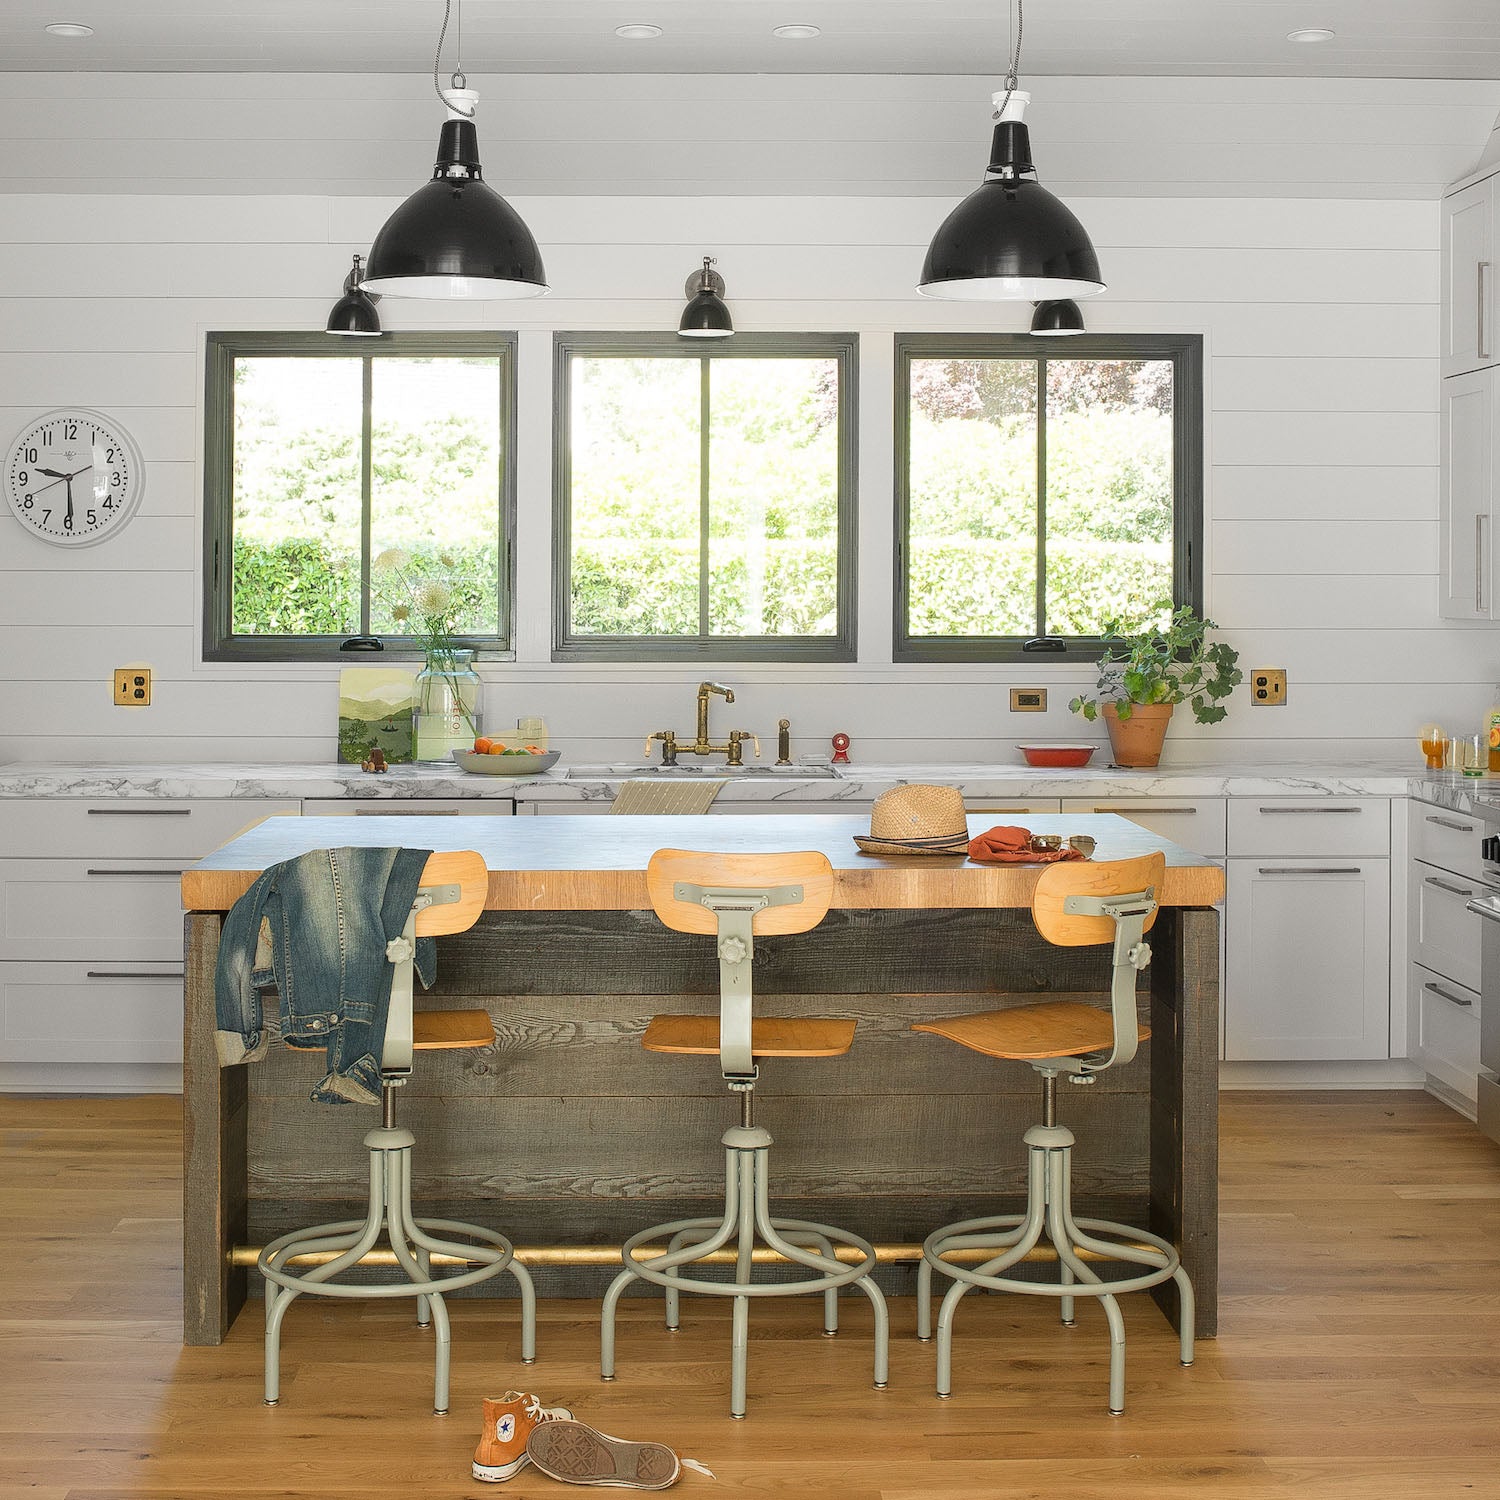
[202,330,517,663]
[552,331,858,663]
[894,332,1203,664]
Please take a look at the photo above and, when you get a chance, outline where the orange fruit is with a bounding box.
[525,744,542,754]
[473,737,493,754]
[487,742,507,755]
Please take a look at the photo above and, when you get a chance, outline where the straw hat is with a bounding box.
[853,783,970,856]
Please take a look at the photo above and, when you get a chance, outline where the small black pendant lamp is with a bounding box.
[1030,298,1086,335]
[678,258,734,339]
[919,0,1103,301]
[325,254,383,336]
[360,0,547,299]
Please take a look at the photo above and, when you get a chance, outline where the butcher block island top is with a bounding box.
[181,812,1224,912]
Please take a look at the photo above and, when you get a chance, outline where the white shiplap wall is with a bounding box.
[0,72,1495,768]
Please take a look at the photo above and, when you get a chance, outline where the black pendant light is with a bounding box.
[678,258,734,339]
[1030,298,1086,335]
[919,0,1103,301]
[325,254,383,336]
[360,0,547,299]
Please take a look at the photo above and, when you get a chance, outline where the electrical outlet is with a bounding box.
[113,668,152,706]
[1250,668,1286,706]
[1010,688,1048,712]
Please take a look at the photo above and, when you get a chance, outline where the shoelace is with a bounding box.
[523,1394,565,1424]
[682,1458,716,1479]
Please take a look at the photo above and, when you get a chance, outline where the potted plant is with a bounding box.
[1068,606,1242,768]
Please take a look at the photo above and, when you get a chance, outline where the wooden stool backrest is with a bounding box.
[1032,852,1166,946]
[412,850,488,935]
[646,849,834,936]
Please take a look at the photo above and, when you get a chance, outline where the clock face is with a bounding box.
[4,408,145,547]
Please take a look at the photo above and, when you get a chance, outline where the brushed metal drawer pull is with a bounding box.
[1094,806,1196,814]
[1425,876,1476,898]
[350,808,465,815]
[1424,982,1475,1009]
[1425,815,1475,833]
[86,970,185,981]
[1257,867,1362,876]
[85,808,192,816]
[85,868,188,877]
[1256,805,1361,814]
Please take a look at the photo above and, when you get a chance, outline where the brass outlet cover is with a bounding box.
[1010,688,1047,712]
[113,667,151,706]
[1250,668,1286,706]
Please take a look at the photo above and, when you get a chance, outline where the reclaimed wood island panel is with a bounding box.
[181,813,1223,1346]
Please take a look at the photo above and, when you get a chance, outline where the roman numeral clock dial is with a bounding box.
[5,408,145,547]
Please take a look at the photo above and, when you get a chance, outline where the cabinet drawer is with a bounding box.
[0,960,182,1065]
[301,798,515,817]
[1410,802,1485,881]
[0,799,298,859]
[1061,798,1226,857]
[1412,964,1480,1096]
[1227,798,1389,858]
[1412,861,1490,990]
[965,799,1062,814]
[0,860,186,961]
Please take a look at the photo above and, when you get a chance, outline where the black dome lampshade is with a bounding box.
[678,257,734,338]
[919,91,1104,301]
[325,253,383,336]
[1030,298,1086,335]
[360,88,548,300]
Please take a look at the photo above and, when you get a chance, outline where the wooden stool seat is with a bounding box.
[412,1008,495,1051]
[914,1001,1149,1062]
[642,1014,856,1059]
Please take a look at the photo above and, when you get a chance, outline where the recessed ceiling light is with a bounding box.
[1286,27,1335,43]
[772,24,822,40]
[615,23,663,40]
[44,22,94,37]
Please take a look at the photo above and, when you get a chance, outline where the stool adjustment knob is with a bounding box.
[717,935,748,965]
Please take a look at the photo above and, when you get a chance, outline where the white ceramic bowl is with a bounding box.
[451,749,561,777]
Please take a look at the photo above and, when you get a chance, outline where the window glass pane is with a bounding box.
[1044,359,1174,636]
[369,358,502,637]
[906,358,1038,637]
[569,357,701,636]
[231,357,362,635]
[707,358,839,636]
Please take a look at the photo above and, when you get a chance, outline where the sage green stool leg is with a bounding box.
[729,1150,756,1419]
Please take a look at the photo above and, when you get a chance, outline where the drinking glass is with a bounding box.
[1458,735,1486,777]
[1418,723,1447,770]
[515,716,549,753]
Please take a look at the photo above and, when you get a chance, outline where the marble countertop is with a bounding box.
[0,757,1418,801]
[1409,772,1500,820]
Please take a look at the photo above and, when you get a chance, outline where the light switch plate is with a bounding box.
[1010,688,1048,712]
[113,667,151,706]
[1250,668,1286,706]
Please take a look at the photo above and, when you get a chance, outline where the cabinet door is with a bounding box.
[0,961,182,1066]
[1225,859,1390,1061]
[965,799,1062,814]
[1061,797,1225,857]
[1412,861,1489,992]
[0,859,188,962]
[1440,369,1497,620]
[1444,180,1497,377]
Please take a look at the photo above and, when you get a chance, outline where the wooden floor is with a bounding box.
[2,1090,1498,1499]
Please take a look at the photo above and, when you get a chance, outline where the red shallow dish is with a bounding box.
[1017,743,1097,768]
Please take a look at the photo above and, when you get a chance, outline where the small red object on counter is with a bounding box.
[830,732,851,764]
[967,826,1084,864]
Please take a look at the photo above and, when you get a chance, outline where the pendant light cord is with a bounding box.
[994,0,1024,120]
[433,0,475,118]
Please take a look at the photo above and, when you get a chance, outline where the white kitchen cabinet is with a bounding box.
[526,799,871,816]
[1224,859,1391,1061]
[1412,965,1482,1102]
[1061,797,1225,857]
[1439,368,1500,620]
[965,798,1062,815]
[301,798,516,817]
[1442,175,1499,378]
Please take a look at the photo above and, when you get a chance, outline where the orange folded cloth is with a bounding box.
[967,826,1085,865]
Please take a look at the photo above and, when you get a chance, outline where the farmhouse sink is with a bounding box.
[565,763,841,780]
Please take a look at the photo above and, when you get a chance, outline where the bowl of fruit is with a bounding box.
[452,740,561,776]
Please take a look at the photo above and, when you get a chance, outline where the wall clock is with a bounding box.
[4,408,145,547]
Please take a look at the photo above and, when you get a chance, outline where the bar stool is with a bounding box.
[259,850,537,1414]
[913,852,1194,1414]
[600,849,890,1419]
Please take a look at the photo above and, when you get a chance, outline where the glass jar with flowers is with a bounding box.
[372,548,483,762]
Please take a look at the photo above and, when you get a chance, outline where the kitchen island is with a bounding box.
[180,813,1223,1346]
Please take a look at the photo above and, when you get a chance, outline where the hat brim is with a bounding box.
[853,834,970,857]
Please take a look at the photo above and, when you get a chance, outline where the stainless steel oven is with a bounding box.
[1466,830,1500,1143]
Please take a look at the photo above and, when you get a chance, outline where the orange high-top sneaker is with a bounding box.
[472,1391,576,1483]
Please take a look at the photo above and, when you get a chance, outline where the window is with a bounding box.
[553,333,857,660]
[895,333,1202,662]
[203,332,515,661]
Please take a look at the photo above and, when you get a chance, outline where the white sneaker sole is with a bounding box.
[473,1454,530,1483]
[526,1420,680,1490]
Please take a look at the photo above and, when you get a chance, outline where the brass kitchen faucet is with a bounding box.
[645,682,760,767]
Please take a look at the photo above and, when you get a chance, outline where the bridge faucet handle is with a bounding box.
[731,730,760,760]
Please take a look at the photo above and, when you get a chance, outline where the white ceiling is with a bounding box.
[2,0,1499,78]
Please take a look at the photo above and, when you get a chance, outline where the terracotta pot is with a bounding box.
[1102,702,1174,768]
